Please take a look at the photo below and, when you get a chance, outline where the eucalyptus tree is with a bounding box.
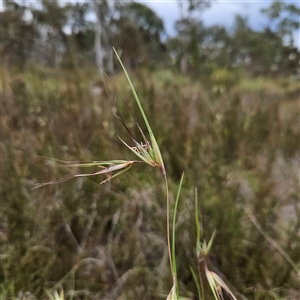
[231,15,284,75]
[262,0,300,46]
[1,0,39,69]
[30,0,95,69]
[111,1,166,70]
[29,0,70,67]
[229,1,299,76]
[261,0,300,75]
[203,25,232,69]
[168,18,207,74]
[170,0,214,74]
[63,2,95,67]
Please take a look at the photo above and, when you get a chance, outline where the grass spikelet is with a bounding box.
[32,159,139,189]
[205,264,237,300]
[113,47,166,176]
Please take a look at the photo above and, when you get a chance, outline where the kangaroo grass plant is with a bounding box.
[111,48,178,298]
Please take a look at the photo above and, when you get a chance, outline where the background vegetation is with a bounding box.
[1,0,299,299]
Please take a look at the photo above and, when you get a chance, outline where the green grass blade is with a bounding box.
[194,188,201,254]
[172,173,185,298]
[190,266,202,300]
[113,47,152,137]
[204,229,217,256]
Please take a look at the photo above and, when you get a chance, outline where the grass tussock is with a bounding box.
[1,62,299,299]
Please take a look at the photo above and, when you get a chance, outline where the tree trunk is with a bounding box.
[180,52,188,74]
[93,0,103,70]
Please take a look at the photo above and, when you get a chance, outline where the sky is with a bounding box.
[138,0,300,46]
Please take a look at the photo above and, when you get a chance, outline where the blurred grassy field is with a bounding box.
[1,65,299,299]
